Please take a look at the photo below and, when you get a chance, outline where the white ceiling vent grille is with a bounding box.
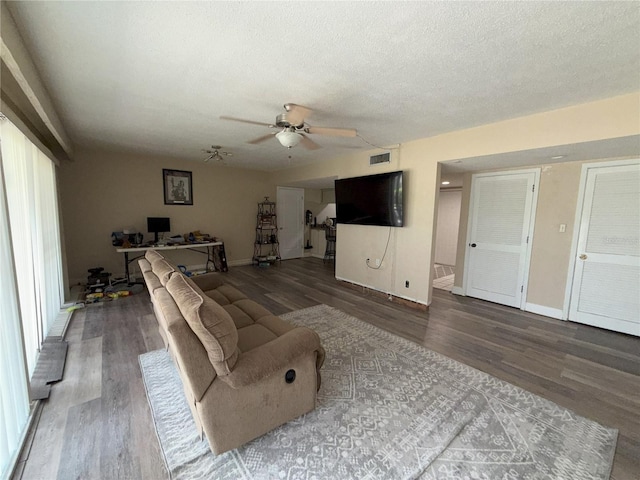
[370,152,390,166]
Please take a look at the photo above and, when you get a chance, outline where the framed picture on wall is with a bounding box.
[163,169,193,205]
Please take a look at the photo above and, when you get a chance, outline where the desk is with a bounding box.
[116,241,227,284]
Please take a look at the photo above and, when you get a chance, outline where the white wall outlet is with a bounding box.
[559,224,566,233]
[375,259,381,267]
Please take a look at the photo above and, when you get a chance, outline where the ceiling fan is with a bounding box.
[203,145,232,164]
[220,103,357,150]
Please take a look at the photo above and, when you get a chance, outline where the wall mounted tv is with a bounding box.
[335,171,404,227]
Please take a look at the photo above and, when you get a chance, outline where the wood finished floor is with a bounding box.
[16,257,640,480]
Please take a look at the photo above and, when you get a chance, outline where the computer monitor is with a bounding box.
[147,217,170,243]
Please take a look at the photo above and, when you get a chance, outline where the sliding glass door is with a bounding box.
[0,117,64,478]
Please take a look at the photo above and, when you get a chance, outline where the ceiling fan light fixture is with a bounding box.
[276,129,303,148]
[203,145,232,163]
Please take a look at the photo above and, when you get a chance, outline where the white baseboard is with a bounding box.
[524,302,564,320]
[451,286,464,296]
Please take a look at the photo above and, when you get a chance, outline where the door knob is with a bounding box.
[579,254,587,260]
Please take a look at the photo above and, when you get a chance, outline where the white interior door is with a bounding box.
[464,170,539,308]
[568,161,640,336]
[277,187,304,260]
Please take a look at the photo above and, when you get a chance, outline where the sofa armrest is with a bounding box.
[190,272,225,292]
[218,327,323,389]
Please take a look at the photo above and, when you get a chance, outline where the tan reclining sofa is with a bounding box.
[138,250,325,454]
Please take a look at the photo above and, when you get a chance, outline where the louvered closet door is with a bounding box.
[569,162,640,336]
[465,171,538,308]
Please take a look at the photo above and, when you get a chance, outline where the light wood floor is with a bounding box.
[15,258,640,479]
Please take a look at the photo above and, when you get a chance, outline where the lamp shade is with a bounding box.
[276,130,303,148]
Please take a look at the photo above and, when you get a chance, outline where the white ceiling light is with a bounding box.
[276,129,303,148]
[441,181,450,185]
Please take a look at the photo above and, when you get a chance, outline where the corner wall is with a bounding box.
[59,149,276,283]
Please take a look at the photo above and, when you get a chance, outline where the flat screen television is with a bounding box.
[147,217,170,242]
[335,171,403,227]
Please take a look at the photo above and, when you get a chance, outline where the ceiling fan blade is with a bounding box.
[220,116,274,128]
[284,103,312,126]
[300,133,321,150]
[305,126,357,137]
[247,133,276,144]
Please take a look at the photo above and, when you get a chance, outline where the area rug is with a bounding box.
[139,304,617,480]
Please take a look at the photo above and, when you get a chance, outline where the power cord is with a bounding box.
[366,227,392,270]
[356,134,400,151]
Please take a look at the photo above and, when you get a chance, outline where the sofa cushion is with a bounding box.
[166,274,239,375]
[155,288,217,402]
[138,258,152,274]
[153,259,176,286]
[257,315,296,337]
[233,299,271,321]
[237,324,278,353]
[190,273,225,292]
[142,270,163,293]
[206,285,247,306]
[145,249,164,263]
[221,298,274,330]
[222,304,255,329]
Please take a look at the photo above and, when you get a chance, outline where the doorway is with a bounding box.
[434,188,461,291]
[463,169,540,308]
[277,186,304,260]
[566,159,640,336]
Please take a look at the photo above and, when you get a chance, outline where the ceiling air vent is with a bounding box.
[369,152,390,166]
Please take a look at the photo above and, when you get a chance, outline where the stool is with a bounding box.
[324,227,336,263]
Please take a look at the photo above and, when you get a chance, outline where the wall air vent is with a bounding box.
[369,152,390,166]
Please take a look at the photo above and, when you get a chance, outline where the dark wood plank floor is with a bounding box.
[16,258,640,480]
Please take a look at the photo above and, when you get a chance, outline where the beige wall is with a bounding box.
[275,144,440,305]
[274,93,640,306]
[52,93,640,305]
[527,162,583,309]
[435,189,462,266]
[60,149,275,283]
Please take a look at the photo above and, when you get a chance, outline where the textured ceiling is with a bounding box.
[6,1,640,171]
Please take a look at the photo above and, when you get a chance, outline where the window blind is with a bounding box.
[0,136,30,480]
[0,117,64,478]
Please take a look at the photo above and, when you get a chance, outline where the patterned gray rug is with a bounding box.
[139,304,617,479]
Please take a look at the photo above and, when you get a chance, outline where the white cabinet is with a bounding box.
[309,228,328,259]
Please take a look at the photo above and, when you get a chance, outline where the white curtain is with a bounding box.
[33,149,64,336]
[0,134,30,480]
[0,117,65,478]
[1,123,39,374]
[1,120,64,374]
